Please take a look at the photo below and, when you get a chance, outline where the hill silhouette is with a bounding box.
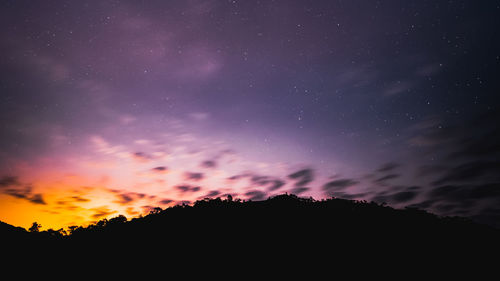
[2,194,499,269]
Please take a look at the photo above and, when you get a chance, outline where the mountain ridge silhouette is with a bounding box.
[2,194,499,270]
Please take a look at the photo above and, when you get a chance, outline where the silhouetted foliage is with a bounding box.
[2,194,499,268]
[108,214,127,225]
[149,207,162,215]
[29,222,41,233]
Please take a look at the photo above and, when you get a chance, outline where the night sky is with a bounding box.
[1,0,500,230]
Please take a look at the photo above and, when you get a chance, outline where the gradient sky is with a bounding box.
[1,0,500,230]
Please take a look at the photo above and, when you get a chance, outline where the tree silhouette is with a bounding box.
[44,228,66,238]
[67,225,78,235]
[108,215,127,226]
[1,193,498,266]
[29,222,41,233]
[149,207,162,215]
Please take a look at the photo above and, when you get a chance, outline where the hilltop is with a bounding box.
[2,194,499,266]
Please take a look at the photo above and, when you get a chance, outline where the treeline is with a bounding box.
[2,194,499,262]
[17,194,498,239]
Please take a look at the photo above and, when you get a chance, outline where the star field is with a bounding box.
[0,0,499,229]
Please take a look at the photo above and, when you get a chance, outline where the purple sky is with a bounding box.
[1,0,499,229]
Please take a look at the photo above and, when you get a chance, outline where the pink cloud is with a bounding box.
[383,80,412,97]
[176,47,221,79]
[22,55,70,82]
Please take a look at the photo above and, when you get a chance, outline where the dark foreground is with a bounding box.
[2,194,498,270]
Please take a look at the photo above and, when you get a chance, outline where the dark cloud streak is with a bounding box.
[184,172,204,181]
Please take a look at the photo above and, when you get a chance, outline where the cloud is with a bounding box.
[383,80,412,97]
[189,112,210,121]
[374,174,400,184]
[133,152,153,162]
[415,63,442,76]
[428,185,462,199]
[428,183,500,202]
[408,135,445,147]
[176,185,191,192]
[114,192,147,205]
[370,186,421,205]
[469,183,500,200]
[29,55,69,81]
[203,190,220,197]
[267,180,285,191]
[55,196,90,209]
[245,190,267,201]
[245,191,267,201]
[0,176,20,187]
[200,160,217,168]
[406,200,436,210]
[71,196,90,202]
[5,188,30,199]
[141,205,156,214]
[331,192,368,200]
[228,172,285,191]
[250,175,272,186]
[175,184,202,193]
[1,181,48,205]
[432,161,500,186]
[159,199,173,205]
[448,129,500,160]
[176,47,221,79]
[407,110,500,157]
[334,66,377,87]
[290,187,309,195]
[120,114,137,125]
[390,191,418,203]
[227,173,251,181]
[115,193,134,204]
[407,182,500,224]
[401,110,500,224]
[322,179,358,192]
[91,206,117,219]
[407,122,458,148]
[323,180,359,197]
[184,172,204,181]
[288,169,314,187]
[29,194,47,205]
[415,165,448,178]
[134,139,150,145]
[376,162,400,173]
[152,166,168,173]
[435,204,459,212]
[91,136,127,156]
[126,207,140,216]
